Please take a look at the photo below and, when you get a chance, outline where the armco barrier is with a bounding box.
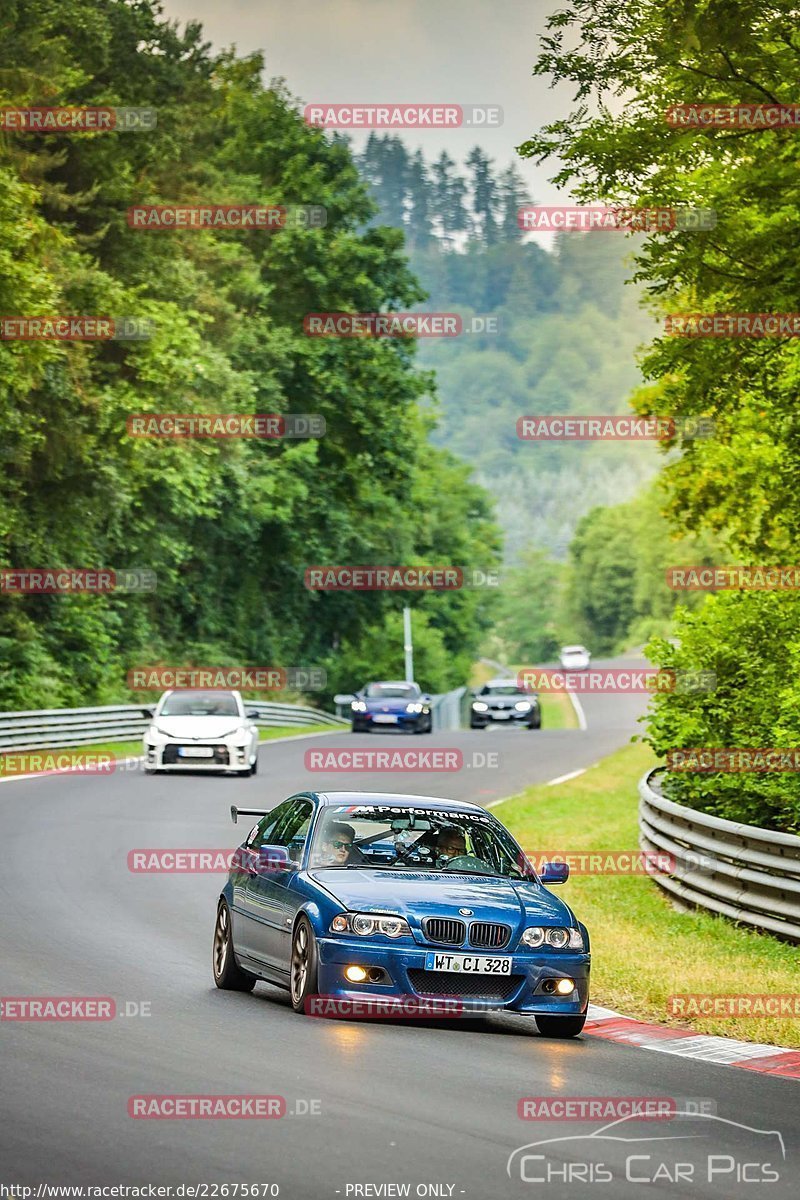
[639,767,800,942]
[0,701,346,753]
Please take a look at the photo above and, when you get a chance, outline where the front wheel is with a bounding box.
[290,916,319,1013]
[535,1013,586,1038]
[213,900,256,992]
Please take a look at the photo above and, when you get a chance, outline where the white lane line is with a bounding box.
[567,689,588,731]
[547,767,587,787]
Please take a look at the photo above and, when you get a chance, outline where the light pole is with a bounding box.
[403,606,414,682]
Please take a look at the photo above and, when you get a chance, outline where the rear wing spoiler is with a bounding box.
[230,806,269,825]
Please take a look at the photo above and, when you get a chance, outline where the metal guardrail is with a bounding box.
[0,701,346,753]
[639,767,800,942]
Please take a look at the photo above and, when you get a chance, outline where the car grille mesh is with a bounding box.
[162,745,230,765]
[408,969,520,1000]
[422,918,466,946]
[469,921,511,949]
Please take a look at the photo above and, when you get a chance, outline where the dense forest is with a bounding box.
[0,0,500,708]
[524,0,800,832]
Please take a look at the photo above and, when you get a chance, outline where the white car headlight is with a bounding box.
[514,701,531,711]
[521,926,584,950]
[406,702,423,713]
[351,700,367,712]
[472,701,488,712]
[330,912,411,939]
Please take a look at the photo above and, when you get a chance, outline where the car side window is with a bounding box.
[248,800,294,849]
[272,799,314,861]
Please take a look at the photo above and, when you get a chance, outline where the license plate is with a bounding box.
[372,714,398,724]
[177,746,214,757]
[424,952,512,975]
[491,711,511,719]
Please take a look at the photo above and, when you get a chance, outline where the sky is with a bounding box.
[159,0,577,207]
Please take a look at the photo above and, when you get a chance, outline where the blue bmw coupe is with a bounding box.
[213,791,590,1036]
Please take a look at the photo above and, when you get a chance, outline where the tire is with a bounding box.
[528,716,541,730]
[213,900,256,992]
[470,721,485,730]
[289,915,319,1013]
[535,1013,586,1038]
[250,753,259,776]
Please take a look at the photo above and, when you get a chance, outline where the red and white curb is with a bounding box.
[585,1003,800,1079]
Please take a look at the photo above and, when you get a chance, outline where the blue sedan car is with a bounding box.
[213,791,590,1037]
[350,681,433,733]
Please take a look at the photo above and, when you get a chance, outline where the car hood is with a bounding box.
[309,869,571,932]
[480,695,528,708]
[153,716,243,739]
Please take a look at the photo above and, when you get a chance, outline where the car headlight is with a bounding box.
[521,926,584,950]
[514,701,531,711]
[406,702,423,713]
[472,701,488,712]
[351,701,367,712]
[330,912,410,939]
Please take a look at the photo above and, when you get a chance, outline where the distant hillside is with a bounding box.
[355,136,659,559]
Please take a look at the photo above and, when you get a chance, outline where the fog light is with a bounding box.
[555,977,574,995]
[344,965,368,983]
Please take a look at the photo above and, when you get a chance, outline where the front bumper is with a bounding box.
[353,711,427,731]
[471,708,538,725]
[143,739,252,772]
[316,935,589,1015]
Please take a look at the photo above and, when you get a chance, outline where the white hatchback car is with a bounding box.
[559,645,591,671]
[143,689,260,776]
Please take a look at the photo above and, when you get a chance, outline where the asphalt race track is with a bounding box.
[1,657,796,1198]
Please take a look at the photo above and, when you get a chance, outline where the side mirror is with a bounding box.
[334,693,356,706]
[141,706,155,719]
[245,709,260,720]
[540,861,570,885]
[259,845,293,872]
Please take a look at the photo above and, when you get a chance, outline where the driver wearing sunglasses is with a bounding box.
[315,821,356,866]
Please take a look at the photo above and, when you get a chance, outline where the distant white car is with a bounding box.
[143,689,260,776]
[559,645,591,671]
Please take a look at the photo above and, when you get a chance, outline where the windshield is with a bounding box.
[160,691,240,717]
[482,684,525,696]
[364,683,418,699]
[309,804,534,878]
[562,646,586,655]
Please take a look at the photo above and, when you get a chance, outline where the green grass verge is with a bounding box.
[537,691,578,731]
[497,741,800,1048]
